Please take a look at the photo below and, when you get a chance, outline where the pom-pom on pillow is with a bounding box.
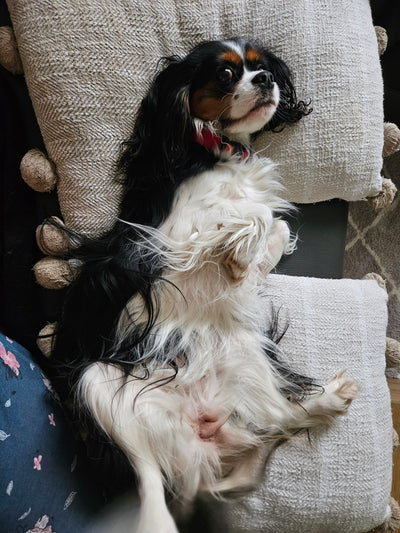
[7,0,383,237]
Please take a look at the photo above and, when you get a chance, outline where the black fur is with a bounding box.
[263,310,320,399]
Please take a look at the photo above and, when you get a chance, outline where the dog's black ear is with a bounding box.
[263,52,312,132]
[118,56,194,180]
[117,56,198,226]
[138,57,195,160]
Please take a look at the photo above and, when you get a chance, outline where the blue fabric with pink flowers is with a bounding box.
[0,332,104,533]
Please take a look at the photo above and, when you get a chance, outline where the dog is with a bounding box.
[46,38,358,533]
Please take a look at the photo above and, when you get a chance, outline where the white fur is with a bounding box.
[78,150,358,532]
[230,73,276,117]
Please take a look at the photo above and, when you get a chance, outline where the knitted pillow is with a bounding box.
[221,275,392,533]
[7,0,383,236]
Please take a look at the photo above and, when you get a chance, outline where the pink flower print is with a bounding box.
[33,455,43,471]
[48,413,56,426]
[27,515,55,533]
[0,342,20,376]
[42,374,54,393]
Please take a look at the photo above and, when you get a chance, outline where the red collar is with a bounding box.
[194,128,251,162]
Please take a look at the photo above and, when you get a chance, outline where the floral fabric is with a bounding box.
[0,333,104,533]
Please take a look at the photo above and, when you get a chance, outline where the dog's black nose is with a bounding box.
[252,71,274,88]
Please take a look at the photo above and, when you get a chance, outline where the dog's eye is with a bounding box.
[217,67,234,84]
[256,63,266,71]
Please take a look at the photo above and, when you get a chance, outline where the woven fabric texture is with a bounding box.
[7,0,383,236]
[223,275,392,533]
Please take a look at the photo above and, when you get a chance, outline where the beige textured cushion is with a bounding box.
[222,275,392,533]
[7,0,383,236]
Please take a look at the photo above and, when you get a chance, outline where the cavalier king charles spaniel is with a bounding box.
[45,38,358,533]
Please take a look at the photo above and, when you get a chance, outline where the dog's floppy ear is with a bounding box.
[118,56,194,180]
[262,51,312,132]
[117,56,198,226]
[138,57,194,155]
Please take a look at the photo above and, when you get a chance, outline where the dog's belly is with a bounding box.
[80,329,282,494]
[140,365,265,492]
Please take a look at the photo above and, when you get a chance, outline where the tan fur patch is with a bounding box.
[190,83,232,121]
[246,49,262,63]
[220,50,242,64]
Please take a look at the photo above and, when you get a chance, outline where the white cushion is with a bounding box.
[223,275,392,533]
[7,0,383,236]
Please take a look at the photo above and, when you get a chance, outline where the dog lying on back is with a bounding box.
[47,39,358,533]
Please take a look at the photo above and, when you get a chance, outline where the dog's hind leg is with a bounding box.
[283,371,359,430]
[133,458,179,533]
[79,363,180,533]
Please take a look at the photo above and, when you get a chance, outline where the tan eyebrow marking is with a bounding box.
[220,50,242,64]
[246,49,262,63]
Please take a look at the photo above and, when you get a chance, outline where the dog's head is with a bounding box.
[189,39,298,137]
[127,39,310,157]
[119,39,310,225]
[147,38,309,138]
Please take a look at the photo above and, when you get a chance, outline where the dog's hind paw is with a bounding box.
[316,370,359,417]
[300,371,358,425]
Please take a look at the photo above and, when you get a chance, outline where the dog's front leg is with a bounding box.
[222,218,293,283]
[220,214,271,283]
[259,219,293,275]
[134,458,179,533]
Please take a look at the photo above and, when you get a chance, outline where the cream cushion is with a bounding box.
[222,275,392,533]
[7,0,383,236]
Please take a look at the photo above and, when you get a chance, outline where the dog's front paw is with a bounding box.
[224,253,249,283]
[221,218,266,284]
[260,219,294,275]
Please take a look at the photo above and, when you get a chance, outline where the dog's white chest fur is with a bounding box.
[164,157,280,248]
[158,156,291,293]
